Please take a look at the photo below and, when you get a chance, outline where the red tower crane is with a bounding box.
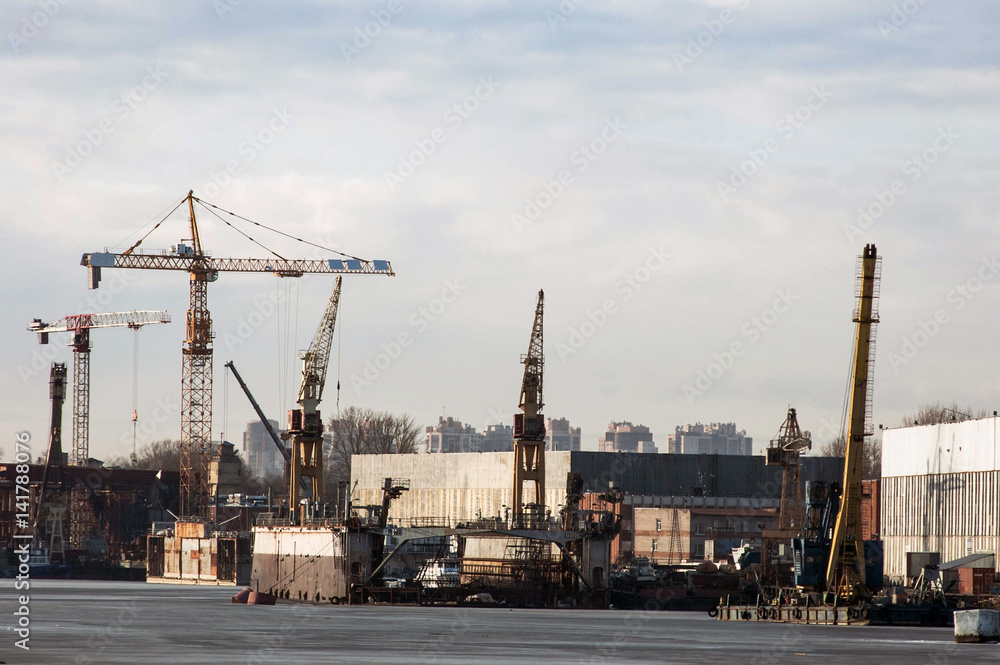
[28,310,171,466]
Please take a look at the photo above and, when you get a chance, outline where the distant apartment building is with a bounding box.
[243,419,286,478]
[667,422,752,456]
[425,417,484,453]
[598,421,657,453]
[546,417,581,451]
[481,423,514,452]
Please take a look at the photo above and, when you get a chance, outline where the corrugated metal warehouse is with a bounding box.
[881,416,1000,580]
[351,451,843,525]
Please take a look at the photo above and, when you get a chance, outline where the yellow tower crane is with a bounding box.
[82,191,393,518]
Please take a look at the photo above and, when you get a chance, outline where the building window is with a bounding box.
[695,522,705,536]
[655,518,662,531]
[651,539,658,552]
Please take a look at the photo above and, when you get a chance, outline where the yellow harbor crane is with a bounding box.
[512,290,546,520]
[82,191,393,517]
[825,243,881,603]
[287,276,342,523]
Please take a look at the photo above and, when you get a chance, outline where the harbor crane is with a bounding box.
[81,191,393,517]
[512,290,545,519]
[825,243,881,603]
[28,310,171,466]
[760,407,811,583]
[287,276,341,523]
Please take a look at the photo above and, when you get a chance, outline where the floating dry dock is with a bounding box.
[716,600,955,626]
[250,516,615,607]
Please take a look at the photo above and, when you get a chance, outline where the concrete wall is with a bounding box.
[352,452,842,525]
[251,526,366,602]
[352,452,571,524]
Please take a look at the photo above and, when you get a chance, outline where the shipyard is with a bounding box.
[3,1,999,664]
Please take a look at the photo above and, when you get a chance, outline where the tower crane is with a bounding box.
[825,244,881,604]
[28,310,171,466]
[512,290,545,519]
[82,192,392,518]
[287,276,341,523]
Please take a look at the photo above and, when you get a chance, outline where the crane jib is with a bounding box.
[81,252,394,278]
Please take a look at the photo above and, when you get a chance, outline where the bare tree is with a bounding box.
[107,439,180,471]
[326,407,420,486]
[901,402,990,427]
[817,434,882,480]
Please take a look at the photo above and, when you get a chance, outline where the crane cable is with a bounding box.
[131,330,140,462]
[120,195,187,256]
[336,283,342,416]
[195,201,289,261]
[192,196,368,262]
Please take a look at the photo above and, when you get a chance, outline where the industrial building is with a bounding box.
[667,422,753,455]
[597,422,657,453]
[881,416,1000,580]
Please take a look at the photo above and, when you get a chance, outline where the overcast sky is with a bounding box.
[2,1,999,462]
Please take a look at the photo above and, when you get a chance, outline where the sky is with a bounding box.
[2,1,999,463]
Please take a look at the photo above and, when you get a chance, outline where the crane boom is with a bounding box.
[825,244,881,603]
[82,253,393,277]
[297,276,342,410]
[223,361,289,464]
[29,310,171,336]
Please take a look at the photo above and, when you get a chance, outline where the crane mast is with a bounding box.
[288,276,342,523]
[512,290,545,519]
[81,191,393,518]
[825,244,881,603]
